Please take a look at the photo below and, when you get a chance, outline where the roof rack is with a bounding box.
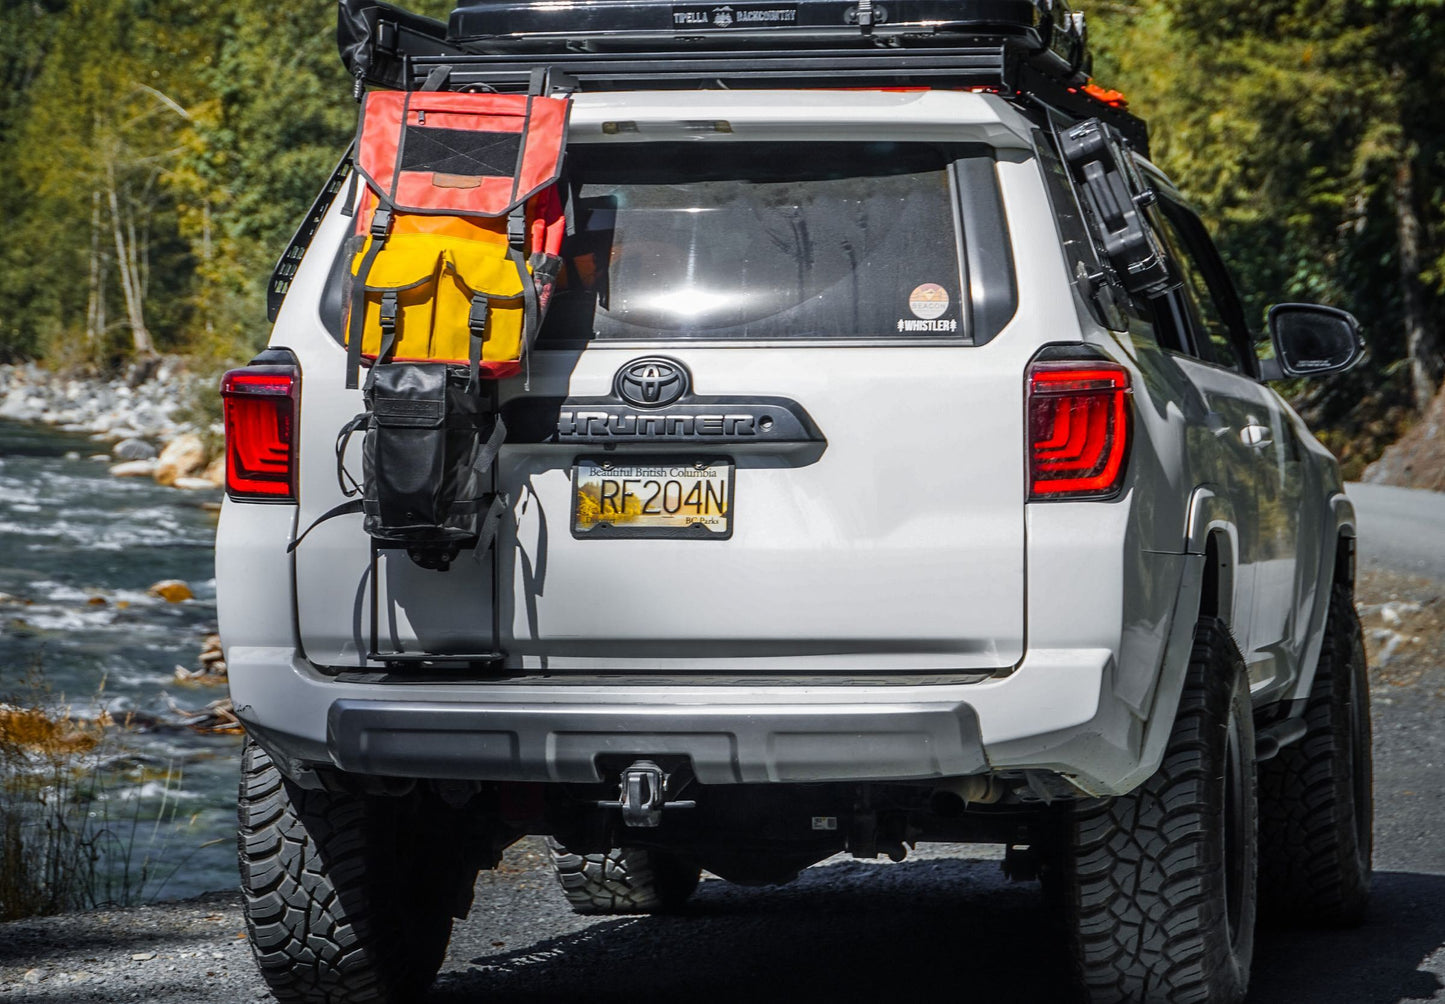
[336,0,1149,154]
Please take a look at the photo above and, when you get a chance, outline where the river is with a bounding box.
[0,418,240,902]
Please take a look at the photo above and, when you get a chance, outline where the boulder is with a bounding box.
[203,454,226,488]
[153,433,206,487]
[109,459,159,478]
[113,437,157,461]
[147,579,193,603]
[172,477,217,491]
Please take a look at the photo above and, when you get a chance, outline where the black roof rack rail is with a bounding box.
[267,149,353,323]
[336,0,1149,154]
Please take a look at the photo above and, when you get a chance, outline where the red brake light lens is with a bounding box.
[1028,362,1131,500]
[221,367,298,501]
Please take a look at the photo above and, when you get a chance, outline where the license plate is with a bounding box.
[572,459,733,539]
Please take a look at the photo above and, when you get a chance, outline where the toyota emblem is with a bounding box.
[615,357,690,408]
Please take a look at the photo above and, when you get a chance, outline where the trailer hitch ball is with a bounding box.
[596,760,696,828]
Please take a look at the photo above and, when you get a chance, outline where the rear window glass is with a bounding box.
[539,141,979,343]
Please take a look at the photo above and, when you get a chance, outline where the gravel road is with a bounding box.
[1348,481,1445,582]
[3,493,1444,1003]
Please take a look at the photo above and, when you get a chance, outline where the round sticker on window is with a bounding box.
[909,283,951,320]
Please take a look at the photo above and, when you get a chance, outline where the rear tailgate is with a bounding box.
[291,90,1035,673]
[499,345,1026,670]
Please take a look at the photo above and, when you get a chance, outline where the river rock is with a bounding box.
[147,579,194,603]
[200,634,225,666]
[154,433,206,487]
[110,459,159,478]
[203,454,226,487]
[172,476,217,491]
[113,437,158,461]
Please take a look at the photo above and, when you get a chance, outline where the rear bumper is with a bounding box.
[326,698,985,783]
[228,644,1141,791]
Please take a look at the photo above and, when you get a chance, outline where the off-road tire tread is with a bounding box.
[237,740,455,1003]
[545,838,700,915]
[1064,617,1257,1004]
[1257,583,1373,926]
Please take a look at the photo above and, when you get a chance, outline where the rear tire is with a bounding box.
[545,838,701,915]
[238,739,475,1003]
[1056,617,1258,1004]
[1258,582,1373,926]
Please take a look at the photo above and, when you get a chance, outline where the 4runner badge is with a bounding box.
[615,357,690,408]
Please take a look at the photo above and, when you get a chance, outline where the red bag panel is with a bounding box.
[356,90,569,218]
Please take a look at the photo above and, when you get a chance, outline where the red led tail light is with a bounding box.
[1028,361,1131,500]
[221,367,298,501]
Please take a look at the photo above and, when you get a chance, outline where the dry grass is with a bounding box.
[0,663,192,922]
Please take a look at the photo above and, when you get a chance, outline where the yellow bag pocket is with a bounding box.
[347,235,444,362]
[434,240,529,367]
[348,222,534,369]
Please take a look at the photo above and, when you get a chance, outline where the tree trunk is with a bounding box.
[106,164,154,358]
[86,190,105,345]
[1395,149,1440,413]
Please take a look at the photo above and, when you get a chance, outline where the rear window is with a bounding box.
[540,141,988,343]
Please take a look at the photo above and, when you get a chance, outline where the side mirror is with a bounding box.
[1262,303,1364,379]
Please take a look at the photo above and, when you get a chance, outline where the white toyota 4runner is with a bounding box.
[216,2,1373,1001]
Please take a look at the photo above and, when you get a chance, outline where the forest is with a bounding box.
[0,0,1442,473]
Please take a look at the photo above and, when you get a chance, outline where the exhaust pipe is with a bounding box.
[929,775,1002,817]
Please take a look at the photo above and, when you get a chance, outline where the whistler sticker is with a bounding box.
[908,283,951,320]
[896,317,959,333]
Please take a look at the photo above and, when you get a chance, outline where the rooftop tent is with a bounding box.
[338,1,459,93]
[335,0,1145,151]
[446,0,1082,56]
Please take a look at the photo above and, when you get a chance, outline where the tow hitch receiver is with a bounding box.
[597,760,696,828]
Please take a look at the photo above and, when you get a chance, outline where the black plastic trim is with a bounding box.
[268,153,352,324]
[955,154,1018,344]
[502,394,827,446]
[325,698,990,783]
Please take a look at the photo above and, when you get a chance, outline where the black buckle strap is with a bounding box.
[506,205,527,249]
[468,294,489,337]
[379,290,399,339]
[472,415,507,478]
[369,207,393,241]
[467,294,489,392]
[346,209,395,389]
[471,492,510,562]
[287,499,365,554]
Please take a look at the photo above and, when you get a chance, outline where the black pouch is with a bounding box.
[338,363,507,571]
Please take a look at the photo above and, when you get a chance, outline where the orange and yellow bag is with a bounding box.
[345,86,569,386]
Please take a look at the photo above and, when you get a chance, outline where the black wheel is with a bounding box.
[1057,617,1258,1004]
[1258,582,1373,926]
[238,739,476,1003]
[545,838,701,914]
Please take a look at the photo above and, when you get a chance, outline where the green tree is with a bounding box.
[1090,0,1445,419]
[3,0,214,364]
